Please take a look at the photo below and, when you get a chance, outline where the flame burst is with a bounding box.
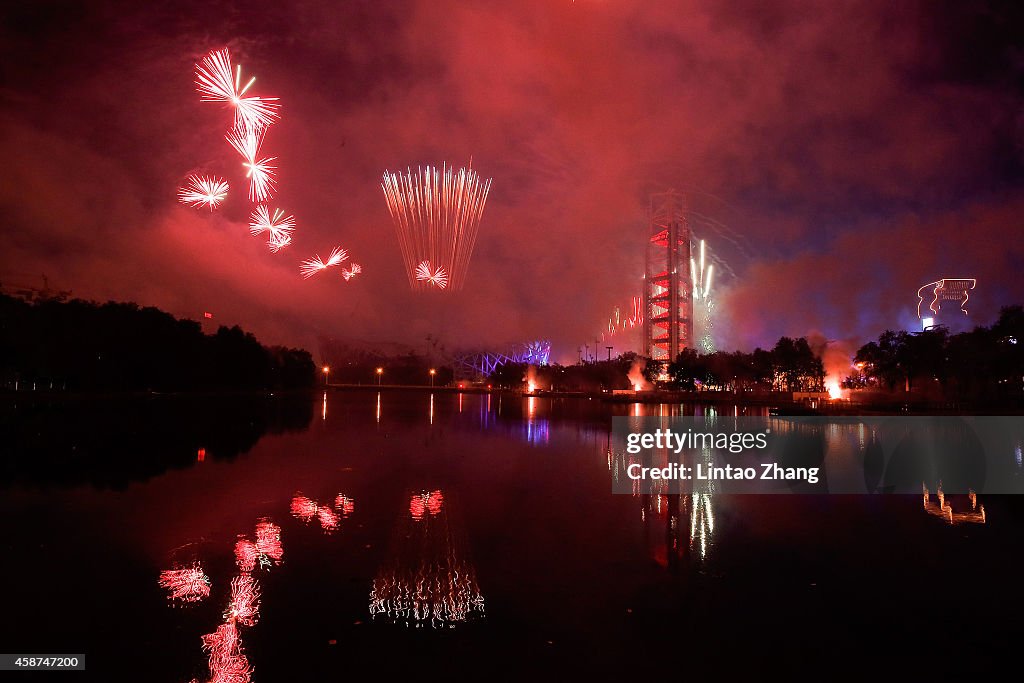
[195,47,281,131]
[382,163,491,292]
[300,247,348,279]
[178,174,229,210]
[414,261,449,290]
[158,563,211,603]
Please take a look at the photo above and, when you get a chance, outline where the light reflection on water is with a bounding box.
[369,490,486,628]
[122,392,1019,678]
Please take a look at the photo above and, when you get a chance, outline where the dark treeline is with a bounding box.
[489,351,659,391]
[0,294,315,392]
[666,337,824,391]
[845,305,1024,403]
[488,339,826,393]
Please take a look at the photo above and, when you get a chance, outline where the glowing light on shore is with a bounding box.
[177,174,229,210]
[825,380,843,400]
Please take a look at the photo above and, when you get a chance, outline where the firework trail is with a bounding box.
[177,174,229,210]
[226,125,278,202]
[340,263,362,281]
[382,163,491,292]
[195,47,281,132]
[414,261,449,290]
[158,563,211,603]
[300,247,348,279]
[225,575,261,627]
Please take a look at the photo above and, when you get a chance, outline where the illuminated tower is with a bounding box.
[644,191,693,361]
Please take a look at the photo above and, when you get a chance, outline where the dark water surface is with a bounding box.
[1,391,1022,681]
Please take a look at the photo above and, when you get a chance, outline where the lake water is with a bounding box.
[1,391,1021,680]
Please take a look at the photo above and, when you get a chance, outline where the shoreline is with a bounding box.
[3,385,1021,415]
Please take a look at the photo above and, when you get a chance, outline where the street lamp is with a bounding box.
[322,366,330,386]
[376,367,383,386]
[429,368,436,387]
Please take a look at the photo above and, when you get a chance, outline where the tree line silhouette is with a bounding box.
[0,294,315,392]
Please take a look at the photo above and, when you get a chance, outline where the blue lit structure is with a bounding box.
[454,340,552,379]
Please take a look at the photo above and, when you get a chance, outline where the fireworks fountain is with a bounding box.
[382,164,492,292]
[690,238,716,353]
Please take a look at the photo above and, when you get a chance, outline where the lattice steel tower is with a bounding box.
[643,191,693,362]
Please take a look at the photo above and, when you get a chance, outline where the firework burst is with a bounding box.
[414,261,449,290]
[226,125,278,202]
[300,247,348,279]
[382,163,491,292]
[177,174,229,210]
[340,263,362,281]
[194,47,281,131]
[267,232,292,253]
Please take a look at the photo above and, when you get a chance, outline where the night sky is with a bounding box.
[2,0,1022,361]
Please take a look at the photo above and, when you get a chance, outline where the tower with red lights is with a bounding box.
[643,191,694,362]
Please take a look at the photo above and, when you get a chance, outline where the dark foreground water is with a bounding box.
[1,391,1022,681]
